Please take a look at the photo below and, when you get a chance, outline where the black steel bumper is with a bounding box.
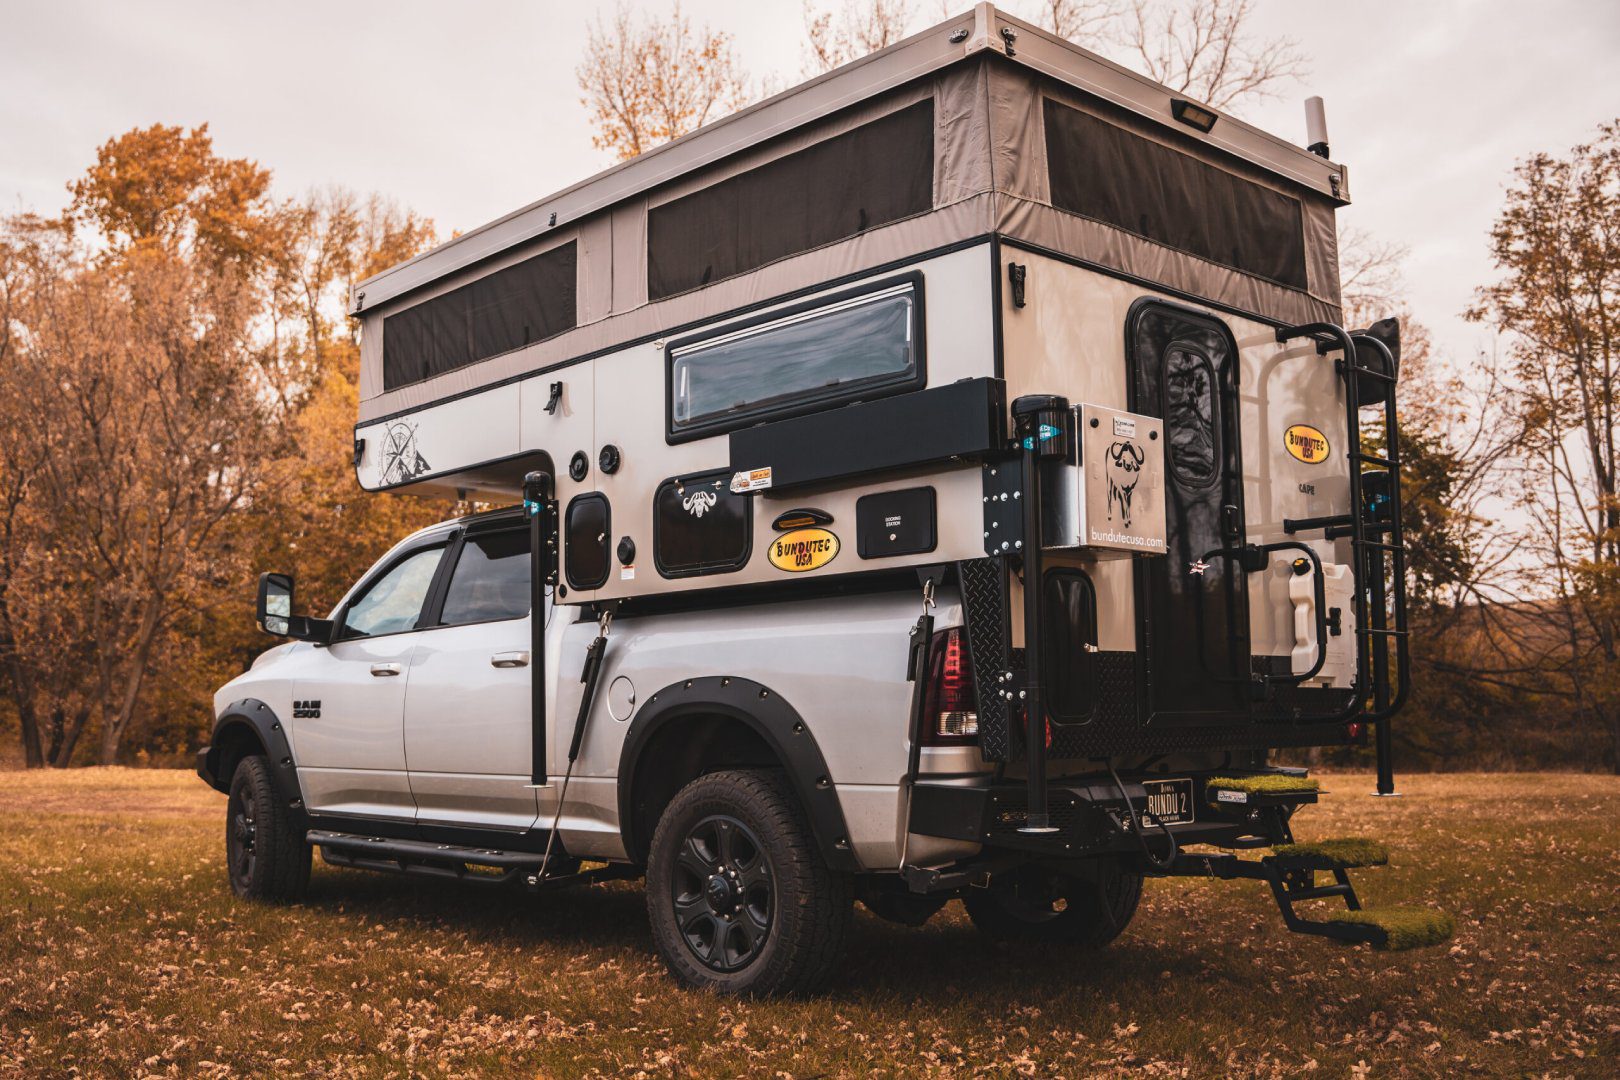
[909,773,1308,858]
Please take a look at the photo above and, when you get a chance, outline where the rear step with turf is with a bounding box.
[1160,834,1453,951]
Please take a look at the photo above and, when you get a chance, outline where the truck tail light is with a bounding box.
[922,627,978,745]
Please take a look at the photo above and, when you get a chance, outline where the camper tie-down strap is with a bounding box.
[899,570,942,871]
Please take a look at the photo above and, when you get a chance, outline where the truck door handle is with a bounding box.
[369,663,402,677]
[490,651,530,668]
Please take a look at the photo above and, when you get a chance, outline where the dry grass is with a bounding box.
[0,769,1615,1078]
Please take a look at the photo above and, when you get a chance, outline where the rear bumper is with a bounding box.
[909,772,1307,858]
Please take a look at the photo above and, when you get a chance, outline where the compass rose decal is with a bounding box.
[379,422,430,486]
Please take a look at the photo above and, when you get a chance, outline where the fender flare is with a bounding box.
[616,676,859,872]
[198,698,302,808]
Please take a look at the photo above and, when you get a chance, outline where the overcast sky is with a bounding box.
[2,0,1617,365]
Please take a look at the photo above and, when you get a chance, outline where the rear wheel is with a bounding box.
[226,755,311,902]
[964,859,1142,946]
[647,769,852,995]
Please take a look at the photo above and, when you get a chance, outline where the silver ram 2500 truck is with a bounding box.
[198,6,1447,996]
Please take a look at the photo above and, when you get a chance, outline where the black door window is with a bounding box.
[439,529,531,625]
[1129,300,1247,718]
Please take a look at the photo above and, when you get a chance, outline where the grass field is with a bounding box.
[1,769,1615,1078]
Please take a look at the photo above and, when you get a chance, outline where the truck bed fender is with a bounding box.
[616,676,859,871]
[198,698,302,808]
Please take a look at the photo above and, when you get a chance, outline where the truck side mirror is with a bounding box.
[256,572,331,642]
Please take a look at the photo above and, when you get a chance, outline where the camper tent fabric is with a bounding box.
[355,42,1344,423]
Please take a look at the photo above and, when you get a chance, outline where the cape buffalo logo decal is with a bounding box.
[682,489,718,518]
[1105,440,1145,527]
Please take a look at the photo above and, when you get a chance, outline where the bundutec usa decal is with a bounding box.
[1284,423,1331,465]
[379,422,431,485]
[768,528,840,572]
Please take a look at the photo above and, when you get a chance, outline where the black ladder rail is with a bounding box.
[1274,324,1412,795]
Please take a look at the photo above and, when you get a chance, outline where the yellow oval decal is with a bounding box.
[768,528,840,572]
[1284,424,1331,464]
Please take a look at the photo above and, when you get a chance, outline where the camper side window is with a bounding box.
[666,277,923,440]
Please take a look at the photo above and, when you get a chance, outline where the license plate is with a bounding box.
[1141,778,1194,825]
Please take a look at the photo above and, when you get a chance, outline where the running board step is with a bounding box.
[1268,837,1389,870]
[308,829,547,869]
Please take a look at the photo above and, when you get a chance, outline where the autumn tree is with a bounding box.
[1121,0,1304,109]
[802,0,915,74]
[577,3,751,161]
[1469,120,1620,770]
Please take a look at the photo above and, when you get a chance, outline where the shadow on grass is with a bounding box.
[294,862,1214,1006]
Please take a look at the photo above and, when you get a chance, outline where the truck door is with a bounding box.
[293,541,448,818]
[402,524,542,831]
[1128,301,1249,721]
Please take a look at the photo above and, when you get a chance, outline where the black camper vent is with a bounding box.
[383,242,577,390]
[564,493,611,591]
[648,100,935,301]
[1042,100,1308,290]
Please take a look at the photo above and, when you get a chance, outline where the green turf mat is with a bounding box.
[1271,837,1390,868]
[1328,906,1455,950]
[1205,774,1320,796]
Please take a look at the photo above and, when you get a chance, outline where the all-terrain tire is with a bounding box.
[647,768,852,996]
[964,858,1142,947]
[226,754,311,902]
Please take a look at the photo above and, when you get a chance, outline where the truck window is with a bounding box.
[340,546,445,639]
[439,529,531,625]
[667,278,921,440]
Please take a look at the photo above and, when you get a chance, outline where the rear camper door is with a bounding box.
[1128,301,1249,722]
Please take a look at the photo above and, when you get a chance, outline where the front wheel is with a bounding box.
[225,755,311,902]
[964,859,1142,946]
[646,769,852,995]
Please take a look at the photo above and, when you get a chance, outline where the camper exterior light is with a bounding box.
[1170,98,1218,133]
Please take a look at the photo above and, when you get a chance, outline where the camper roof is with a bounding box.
[350,3,1344,318]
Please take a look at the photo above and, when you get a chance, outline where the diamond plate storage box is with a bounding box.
[1042,404,1167,556]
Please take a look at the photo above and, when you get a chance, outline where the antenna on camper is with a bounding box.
[1304,96,1330,158]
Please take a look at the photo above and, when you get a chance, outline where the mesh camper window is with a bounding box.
[1042,100,1307,289]
[382,242,577,390]
[647,101,935,300]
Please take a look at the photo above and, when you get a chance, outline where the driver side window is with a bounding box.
[340,546,445,640]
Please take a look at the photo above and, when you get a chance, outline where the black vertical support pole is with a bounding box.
[524,471,553,787]
[1018,444,1052,832]
[1370,547,1395,794]
[1010,395,1068,836]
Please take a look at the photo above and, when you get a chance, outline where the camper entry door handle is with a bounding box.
[490,651,530,669]
[369,663,402,677]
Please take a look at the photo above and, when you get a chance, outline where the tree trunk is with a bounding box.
[97,597,165,765]
[52,706,90,767]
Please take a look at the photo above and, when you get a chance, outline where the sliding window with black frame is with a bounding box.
[665,273,926,442]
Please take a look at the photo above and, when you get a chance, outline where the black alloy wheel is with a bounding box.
[671,814,774,972]
[646,768,852,995]
[227,779,259,891]
[223,754,311,902]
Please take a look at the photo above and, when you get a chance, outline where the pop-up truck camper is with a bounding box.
[199,5,1452,994]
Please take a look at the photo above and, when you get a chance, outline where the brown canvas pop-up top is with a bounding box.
[350,2,1347,428]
